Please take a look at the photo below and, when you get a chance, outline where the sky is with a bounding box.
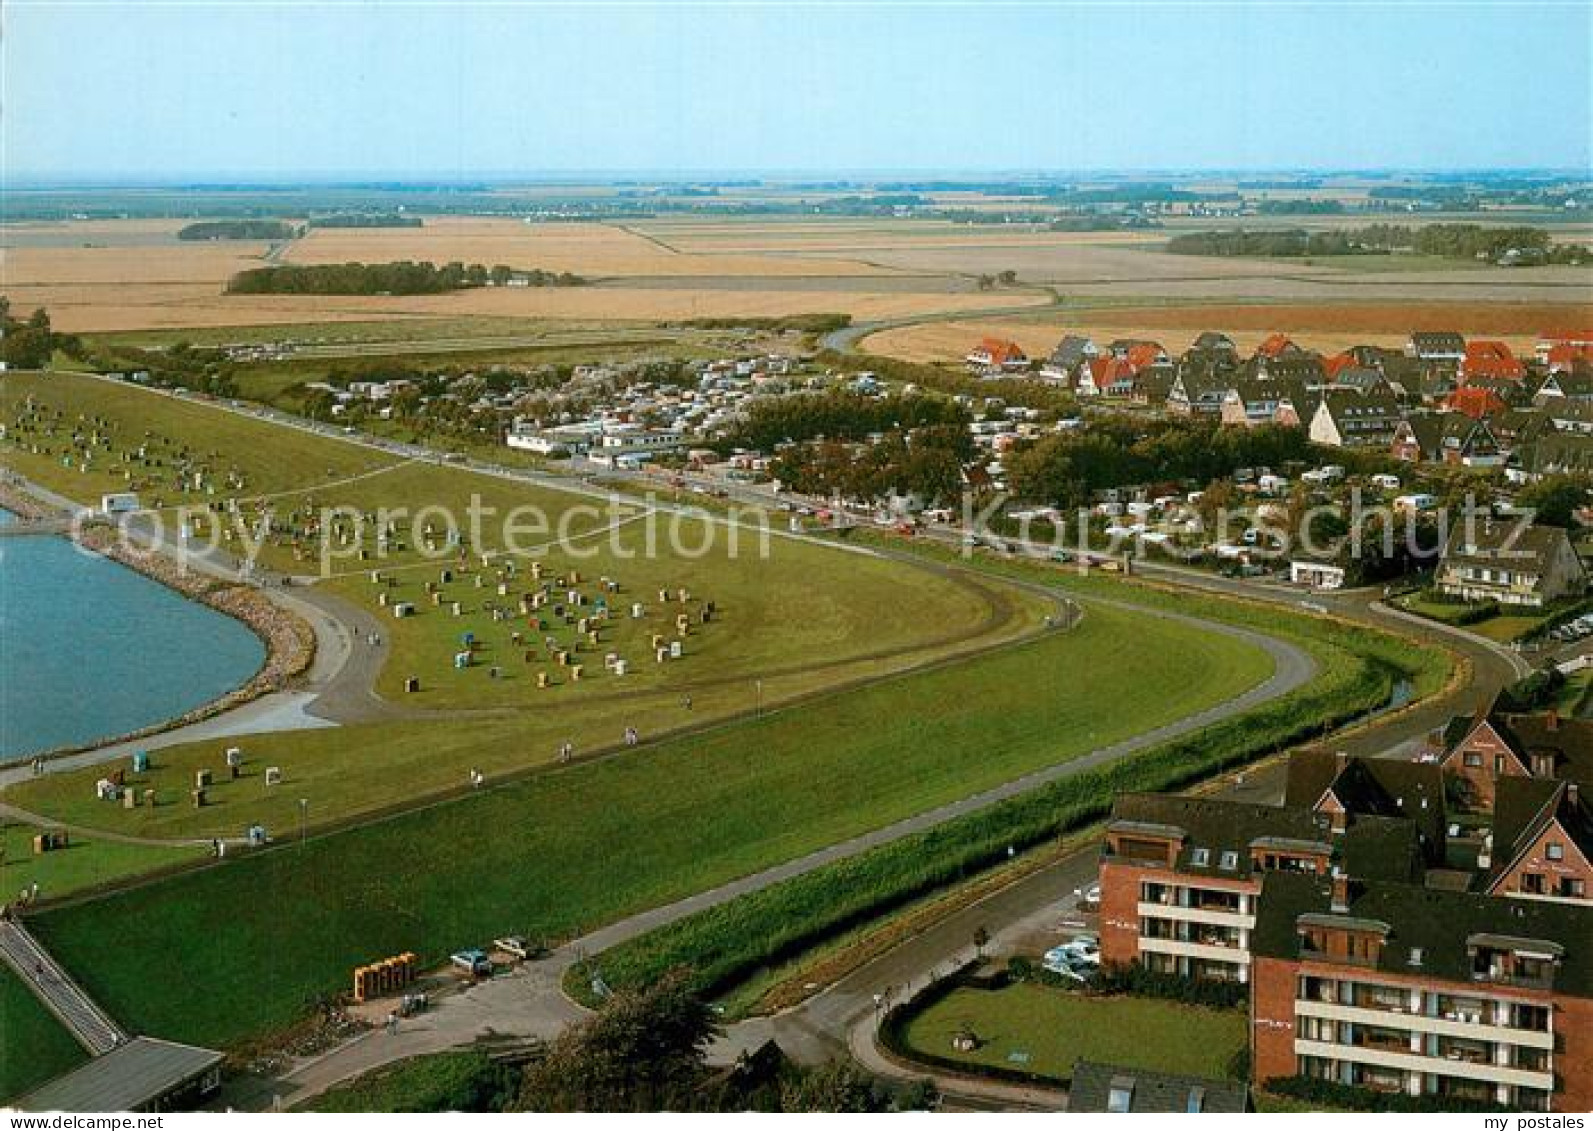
[5,1,1590,181]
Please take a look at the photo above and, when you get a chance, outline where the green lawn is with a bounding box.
[28,600,1269,1049]
[901,982,1246,1083]
[0,965,88,1103]
[3,369,1047,829]
[0,822,203,901]
[304,1051,515,1113]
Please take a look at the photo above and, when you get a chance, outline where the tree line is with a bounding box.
[226,261,586,295]
[1167,223,1586,263]
[178,220,300,241]
[728,389,969,452]
[1006,418,1316,510]
[0,300,82,370]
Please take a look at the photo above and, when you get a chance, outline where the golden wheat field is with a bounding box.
[284,218,900,277]
[862,302,1593,363]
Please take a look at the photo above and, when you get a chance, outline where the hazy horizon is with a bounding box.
[5,2,1590,181]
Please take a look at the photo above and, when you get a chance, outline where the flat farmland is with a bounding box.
[283,218,899,277]
[862,301,1593,362]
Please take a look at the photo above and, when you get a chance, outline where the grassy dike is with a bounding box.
[567,551,1450,1009]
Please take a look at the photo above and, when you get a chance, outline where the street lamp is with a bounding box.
[299,798,309,847]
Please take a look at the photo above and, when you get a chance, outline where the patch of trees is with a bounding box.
[1005,418,1315,510]
[226,261,586,295]
[308,214,424,228]
[0,300,82,369]
[177,220,299,241]
[771,424,975,505]
[674,313,851,335]
[1254,199,1347,215]
[730,389,968,452]
[514,970,924,1112]
[1167,222,1584,263]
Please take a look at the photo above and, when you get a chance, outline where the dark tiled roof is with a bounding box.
[1441,520,1577,573]
[1252,873,1593,998]
[1068,1061,1250,1113]
[1488,777,1593,890]
[1284,751,1447,854]
[1109,793,1331,878]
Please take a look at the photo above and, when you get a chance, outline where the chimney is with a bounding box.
[1568,781,1581,808]
[1334,750,1349,773]
[1546,707,1560,732]
[1330,867,1351,913]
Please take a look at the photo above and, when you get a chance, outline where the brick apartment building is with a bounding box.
[1250,873,1592,1111]
[1096,733,1593,1111]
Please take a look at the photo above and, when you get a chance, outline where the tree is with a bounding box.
[779,1061,889,1113]
[1517,475,1589,529]
[515,968,720,1112]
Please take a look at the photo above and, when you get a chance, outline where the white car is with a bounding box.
[1041,947,1088,981]
[1063,935,1101,966]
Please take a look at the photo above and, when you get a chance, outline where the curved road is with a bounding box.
[264,586,1314,1108]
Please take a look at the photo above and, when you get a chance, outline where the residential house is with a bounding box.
[1308,391,1402,449]
[1166,370,1230,417]
[1039,334,1097,383]
[1536,332,1593,364]
[1484,777,1592,904]
[1443,385,1509,421]
[1408,331,1467,364]
[1284,750,1447,866]
[1191,331,1238,357]
[1462,341,1527,383]
[1533,367,1593,403]
[1392,412,1505,466]
[1437,701,1593,811]
[1435,520,1586,609]
[1220,379,1309,428]
[1507,432,1593,484]
[965,337,1029,374]
[1543,343,1593,375]
[1256,332,1304,360]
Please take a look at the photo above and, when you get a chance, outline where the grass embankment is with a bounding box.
[304,1051,516,1113]
[0,965,88,1102]
[568,550,1448,1008]
[26,600,1265,1049]
[0,822,204,902]
[897,982,1245,1084]
[2,370,1045,827]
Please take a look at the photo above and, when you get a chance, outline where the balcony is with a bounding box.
[1138,901,1256,930]
[1292,1039,1554,1091]
[1138,936,1250,966]
[1296,999,1554,1051]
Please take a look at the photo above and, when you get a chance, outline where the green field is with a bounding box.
[3,369,1050,831]
[0,965,88,1102]
[27,599,1268,1048]
[899,982,1246,1083]
[0,821,203,900]
[305,1051,515,1113]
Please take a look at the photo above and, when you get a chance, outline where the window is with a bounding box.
[1464,751,1483,768]
[1546,842,1564,861]
[1190,848,1210,866]
[1219,850,1238,871]
[1408,947,1424,967]
[1107,1082,1135,1113]
[1521,873,1547,895]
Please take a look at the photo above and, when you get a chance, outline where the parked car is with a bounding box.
[450,948,492,977]
[1041,946,1091,981]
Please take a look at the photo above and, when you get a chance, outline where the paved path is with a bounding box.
[262,590,1313,1108]
[0,919,126,1055]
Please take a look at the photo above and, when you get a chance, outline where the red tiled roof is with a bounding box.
[1444,386,1508,419]
[1124,342,1164,371]
[1546,342,1593,369]
[1323,351,1357,379]
[1256,332,1296,358]
[975,337,1026,365]
[1461,340,1524,380]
